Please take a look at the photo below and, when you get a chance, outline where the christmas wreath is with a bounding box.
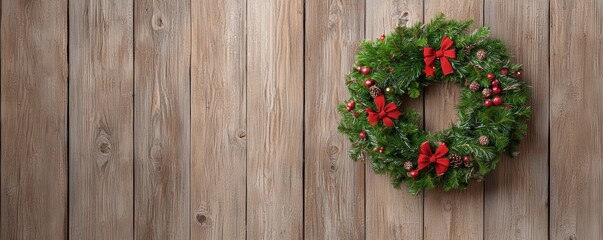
[338,15,531,194]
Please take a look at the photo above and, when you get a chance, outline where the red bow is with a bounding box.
[423,37,456,77]
[417,142,450,176]
[366,95,401,127]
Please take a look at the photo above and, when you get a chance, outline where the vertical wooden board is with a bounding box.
[483,1,549,239]
[247,0,304,239]
[69,0,134,239]
[364,1,424,239]
[190,0,246,239]
[304,0,365,239]
[0,0,68,239]
[550,0,603,239]
[134,0,190,239]
[423,1,484,239]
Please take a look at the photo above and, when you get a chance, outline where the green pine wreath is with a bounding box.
[338,15,531,195]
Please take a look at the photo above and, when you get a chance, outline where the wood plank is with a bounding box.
[483,1,549,239]
[364,1,424,239]
[190,0,247,239]
[423,1,484,239]
[304,0,365,239]
[550,0,603,239]
[134,0,190,239]
[246,0,304,238]
[0,0,68,239]
[69,0,134,238]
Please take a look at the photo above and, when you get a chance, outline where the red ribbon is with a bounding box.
[366,95,401,127]
[423,37,456,77]
[417,142,450,176]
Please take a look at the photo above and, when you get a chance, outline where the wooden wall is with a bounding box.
[1,0,601,239]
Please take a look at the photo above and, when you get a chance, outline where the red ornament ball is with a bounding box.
[484,99,493,107]
[500,68,509,75]
[364,79,375,87]
[463,155,471,163]
[358,130,367,139]
[359,66,372,76]
[492,86,502,95]
[373,147,379,152]
[356,66,362,72]
[492,96,503,106]
[486,73,495,80]
[409,170,419,179]
[514,70,522,77]
[491,79,500,87]
[379,147,385,153]
[346,101,356,111]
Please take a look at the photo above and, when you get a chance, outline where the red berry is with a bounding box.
[463,155,471,163]
[514,70,522,77]
[484,99,493,107]
[346,100,356,109]
[356,66,362,72]
[373,147,379,151]
[379,34,385,42]
[492,86,502,95]
[491,79,500,87]
[409,170,419,179]
[358,130,367,139]
[379,148,384,153]
[364,79,375,87]
[500,68,509,75]
[360,66,372,76]
[486,73,495,80]
[492,96,503,106]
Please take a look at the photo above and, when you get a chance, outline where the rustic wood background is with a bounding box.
[1,0,601,239]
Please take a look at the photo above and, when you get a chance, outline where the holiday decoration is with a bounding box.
[449,154,463,168]
[476,49,487,59]
[338,15,531,194]
[469,81,480,92]
[366,95,401,127]
[369,86,383,98]
[404,161,414,171]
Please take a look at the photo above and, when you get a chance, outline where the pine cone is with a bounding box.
[369,86,383,98]
[476,49,487,60]
[449,154,463,168]
[469,81,480,92]
[464,159,473,168]
[403,161,413,171]
[463,45,476,54]
[482,88,492,98]
[479,135,490,145]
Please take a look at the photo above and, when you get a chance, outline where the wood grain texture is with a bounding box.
[0,0,68,239]
[69,0,134,239]
[550,0,603,239]
[246,0,304,239]
[190,0,247,239]
[364,1,424,239]
[423,1,484,239]
[134,0,190,239]
[484,1,549,239]
[304,0,365,239]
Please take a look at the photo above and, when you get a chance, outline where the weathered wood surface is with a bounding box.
[550,0,603,239]
[423,1,484,239]
[304,0,365,239]
[484,1,550,239]
[246,0,304,239]
[364,1,424,239]
[134,0,191,239]
[2,1,603,239]
[69,0,134,239]
[190,0,247,239]
[0,0,68,239]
